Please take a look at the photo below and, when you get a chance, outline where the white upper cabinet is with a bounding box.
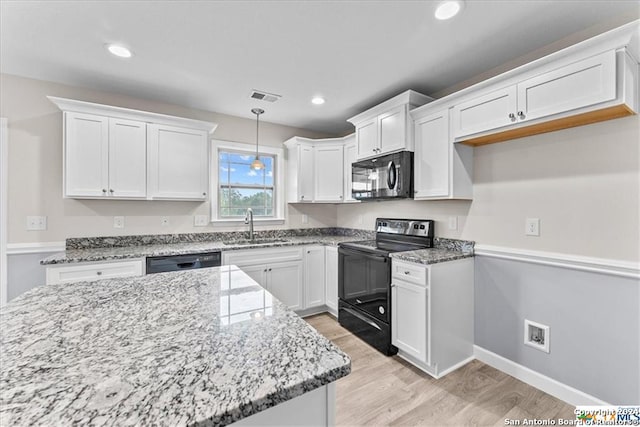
[412,107,473,200]
[64,112,109,198]
[314,144,344,202]
[348,90,433,160]
[147,124,209,200]
[343,135,358,202]
[449,44,637,146]
[108,118,147,198]
[285,134,355,204]
[50,97,217,201]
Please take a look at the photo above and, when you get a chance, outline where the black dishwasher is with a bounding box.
[146,251,222,274]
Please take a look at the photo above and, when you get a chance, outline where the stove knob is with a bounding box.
[378,306,385,315]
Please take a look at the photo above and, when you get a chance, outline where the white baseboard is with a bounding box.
[6,242,65,255]
[474,345,609,406]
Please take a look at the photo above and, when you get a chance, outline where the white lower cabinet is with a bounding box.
[46,259,144,285]
[224,247,305,311]
[324,246,338,315]
[391,257,474,379]
[304,246,326,308]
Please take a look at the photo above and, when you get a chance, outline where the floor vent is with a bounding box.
[249,90,281,103]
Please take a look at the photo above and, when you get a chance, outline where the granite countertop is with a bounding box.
[41,235,362,265]
[390,247,474,265]
[0,266,351,426]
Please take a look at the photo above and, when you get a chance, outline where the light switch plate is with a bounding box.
[26,216,47,231]
[525,218,540,236]
[113,216,125,229]
[194,215,208,227]
[448,216,458,231]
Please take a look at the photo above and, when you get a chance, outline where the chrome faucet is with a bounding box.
[244,208,255,241]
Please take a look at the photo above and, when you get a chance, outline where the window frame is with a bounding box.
[210,139,285,225]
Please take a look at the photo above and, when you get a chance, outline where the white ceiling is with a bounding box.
[1,1,639,134]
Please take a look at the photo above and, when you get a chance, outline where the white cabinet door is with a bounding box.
[414,109,450,199]
[451,86,517,138]
[378,105,406,154]
[356,117,378,159]
[147,124,209,200]
[325,246,338,313]
[517,50,616,122]
[304,246,326,308]
[343,139,358,202]
[298,145,314,202]
[239,264,268,288]
[392,280,428,364]
[65,112,109,197]
[268,261,303,311]
[108,118,147,198]
[314,145,344,202]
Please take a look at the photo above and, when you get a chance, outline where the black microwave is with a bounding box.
[352,151,413,200]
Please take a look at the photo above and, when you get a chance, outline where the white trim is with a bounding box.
[6,242,66,255]
[48,96,217,133]
[0,118,7,306]
[474,345,610,406]
[210,139,285,223]
[474,244,640,279]
[437,356,476,378]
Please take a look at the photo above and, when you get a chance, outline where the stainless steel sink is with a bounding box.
[222,238,289,246]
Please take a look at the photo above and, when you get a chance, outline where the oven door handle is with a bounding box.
[342,307,382,331]
[339,247,388,263]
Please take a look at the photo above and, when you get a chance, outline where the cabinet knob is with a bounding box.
[268,268,272,272]
[202,192,206,196]
[102,189,107,193]
[339,195,343,199]
[109,189,114,193]
[404,271,410,275]
[96,271,102,276]
[508,113,516,120]
[264,269,267,272]
[301,195,305,200]
[517,111,525,118]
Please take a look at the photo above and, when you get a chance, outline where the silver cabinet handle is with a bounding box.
[109,189,114,193]
[268,268,272,272]
[508,113,516,120]
[404,271,410,275]
[96,271,102,276]
[518,111,525,118]
[202,192,206,196]
[102,189,107,193]
[301,195,304,200]
[263,269,267,272]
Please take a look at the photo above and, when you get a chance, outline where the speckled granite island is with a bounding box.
[0,266,351,426]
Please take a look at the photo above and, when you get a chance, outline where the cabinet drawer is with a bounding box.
[223,247,304,267]
[46,259,144,285]
[392,260,428,286]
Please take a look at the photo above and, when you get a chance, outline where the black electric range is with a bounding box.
[338,218,434,355]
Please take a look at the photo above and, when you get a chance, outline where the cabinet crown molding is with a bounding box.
[347,90,433,126]
[48,96,218,134]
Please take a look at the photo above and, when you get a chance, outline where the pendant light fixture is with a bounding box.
[250,108,265,170]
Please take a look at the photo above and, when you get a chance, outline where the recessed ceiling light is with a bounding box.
[435,0,463,20]
[106,44,133,58]
[311,96,325,105]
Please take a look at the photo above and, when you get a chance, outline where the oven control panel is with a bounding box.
[375,218,434,237]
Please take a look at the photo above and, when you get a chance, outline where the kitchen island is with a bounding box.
[0,266,351,426]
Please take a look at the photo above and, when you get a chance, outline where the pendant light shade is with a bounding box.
[250,108,265,171]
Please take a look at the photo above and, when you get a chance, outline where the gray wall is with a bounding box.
[475,256,640,404]
[7,252,47,301]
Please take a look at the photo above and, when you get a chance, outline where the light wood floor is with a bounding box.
[305,313,574,426]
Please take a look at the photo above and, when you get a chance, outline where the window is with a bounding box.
[211,140,284,223]
[219,151,274,217]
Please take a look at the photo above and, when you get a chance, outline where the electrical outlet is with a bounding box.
[26,216,47,231]
[525,218,540,236]
[113,216,125,229]
[194,215,208,227]
[448,216,458,231]
[161,217,170,227]
[301,214,308,224]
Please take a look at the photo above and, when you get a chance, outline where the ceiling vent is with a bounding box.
[250,89,281,103]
